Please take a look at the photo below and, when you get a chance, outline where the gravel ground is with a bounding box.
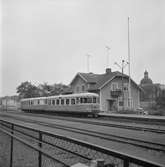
[0,131,10,167]
[0,126,123,167]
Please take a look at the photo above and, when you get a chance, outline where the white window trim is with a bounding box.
[111,82,119,91]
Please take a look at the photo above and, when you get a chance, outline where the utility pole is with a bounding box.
[86,54,91,73]
[115,60,128,111]
[128,17,131,109]
[105,46,110,68]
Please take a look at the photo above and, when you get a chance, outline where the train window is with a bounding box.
[61,99,64,105]
[52,100,55,105]
[31,101,33,105]
[87,97,92,103]
[45,99,47,105]
[80,98,87,103]
[84,98,88,103]
[48,100,51,105]
[56,99,59,105]
[66,99,70,105]
[38,100,40,105]
[80,97,84,103]
[76,97,80,104]
[93,97,96,103]
[71,98,75,105]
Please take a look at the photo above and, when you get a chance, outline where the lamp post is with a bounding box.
[114,60,128,111]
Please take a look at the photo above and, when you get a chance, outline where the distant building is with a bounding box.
[139,70,165,108]
[0,96,20,110]
[70,68,141,112]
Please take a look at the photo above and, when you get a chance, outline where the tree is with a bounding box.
[16,81,40,98]
[50,83,70,95]
[38,82,53,96]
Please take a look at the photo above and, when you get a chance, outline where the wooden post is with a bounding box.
[38,131,42,167]
[10,124,14,167]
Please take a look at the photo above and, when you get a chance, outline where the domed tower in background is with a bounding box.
[140,70,153,85]
[140,70,156,107]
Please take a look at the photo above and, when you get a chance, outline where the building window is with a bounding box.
[119,101,124,106]
[76,86,79,93]
[111,83,118,90]
[124,83,128,91]
[82,85,85,92]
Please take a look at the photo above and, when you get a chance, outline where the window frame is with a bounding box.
[71,98,76,105]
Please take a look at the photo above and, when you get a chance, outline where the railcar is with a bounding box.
[20,93,100,117]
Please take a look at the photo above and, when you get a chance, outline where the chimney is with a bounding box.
[106,68,111,74]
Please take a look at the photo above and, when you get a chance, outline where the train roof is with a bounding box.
[21,92,99,101]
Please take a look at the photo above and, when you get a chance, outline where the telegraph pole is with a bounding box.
[86,54,91,73]
[128,17,131,109]
[105,46,110,68]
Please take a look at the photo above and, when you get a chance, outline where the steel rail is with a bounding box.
[4,111,165,134]
[28,119,165,152]
[2,115,165,152]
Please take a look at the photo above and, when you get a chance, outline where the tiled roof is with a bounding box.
[78,71,128,90]
[70,70,140,91]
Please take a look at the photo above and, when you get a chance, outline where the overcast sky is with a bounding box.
[1,0,165,96]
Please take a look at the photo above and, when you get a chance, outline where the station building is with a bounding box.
[69,68,141,112]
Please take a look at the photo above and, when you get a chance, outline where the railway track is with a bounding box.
[3,111,165,134]
[1,113,165,153]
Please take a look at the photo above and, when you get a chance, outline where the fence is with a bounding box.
[0,119,163,167]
